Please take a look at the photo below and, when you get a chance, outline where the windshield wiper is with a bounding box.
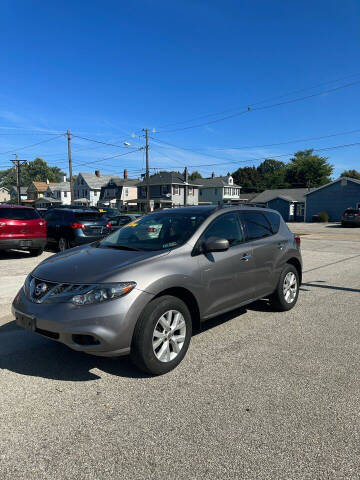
[101,244,140,251]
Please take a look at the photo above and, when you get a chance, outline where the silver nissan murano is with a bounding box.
[12,205,302,375]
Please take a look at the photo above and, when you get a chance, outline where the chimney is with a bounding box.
[123,169,128,180]
[95,170,101,177]
[211,172,215,178]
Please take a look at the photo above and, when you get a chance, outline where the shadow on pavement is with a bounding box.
[0,250,32,260]
[0,320,147,381]
[1,306,250,382]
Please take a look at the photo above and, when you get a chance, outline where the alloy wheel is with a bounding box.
[283,272,297,303]
[152,310,186,363]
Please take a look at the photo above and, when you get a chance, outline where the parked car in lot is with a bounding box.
[341,208,360,227]
[13,205,302,375]
[108,214,142,232]
[97,207,121,218]
[43,207,111,251]
[0,204,46,256]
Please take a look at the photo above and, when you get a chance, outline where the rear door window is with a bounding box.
[263,211,280,234]
[241,212,273,241]
[0,208,40,220]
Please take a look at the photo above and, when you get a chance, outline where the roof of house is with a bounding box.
[239,192,260,202]
[0,187,9,192]
[250,188,315,204]
[34,196,62,203]
[137,171,201,187]
[48,181,71,192]
[11,186,29,195]
[79,172,116,189]
[105,177,139,187]
[28,181,57,192]
[304,177,360,196]
[198,176,241,188]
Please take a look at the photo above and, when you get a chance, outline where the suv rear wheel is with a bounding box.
[269,264,299,311]
[131,295,192,375]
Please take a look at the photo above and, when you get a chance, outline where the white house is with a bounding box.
[74,171,114,206]
[198,173,241,205]
[0,187,10,203]
[46,178,71,205]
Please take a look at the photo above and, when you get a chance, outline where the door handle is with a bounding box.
[278,243,285,249]
[241,253,252,261]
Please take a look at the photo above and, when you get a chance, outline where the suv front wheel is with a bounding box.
[131,295,192,375]
[269,264,299,311]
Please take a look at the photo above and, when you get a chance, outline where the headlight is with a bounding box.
[71,282,136,306]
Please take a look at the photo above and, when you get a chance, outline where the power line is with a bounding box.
[71,134,131,149]
[156,72,360,129]
[151,140,360,170]
[72,148,141,168]
[0,134,64,155]
[157,80,360,133]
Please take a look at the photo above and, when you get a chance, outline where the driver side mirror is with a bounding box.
[203,237,230,253]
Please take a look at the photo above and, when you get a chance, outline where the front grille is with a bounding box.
[28,275,93,304]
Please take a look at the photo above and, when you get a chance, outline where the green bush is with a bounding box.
[317,211,329,223]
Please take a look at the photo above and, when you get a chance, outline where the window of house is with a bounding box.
[199,189,202,196]
[241,212,273,240]
[188,186,193,195]
[124,188,128,196]
[64,191,68,198]
[201,213,244,247]
[161,185,168,195]
[172,185,179,195]
[214,188,217,194]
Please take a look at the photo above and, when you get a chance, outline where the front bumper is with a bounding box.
[12,285,154,356]
[0,237,46,250]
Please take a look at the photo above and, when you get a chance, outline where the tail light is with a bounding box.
[294,235,301,247]
[70,222,85,230]
[106,222,111,229]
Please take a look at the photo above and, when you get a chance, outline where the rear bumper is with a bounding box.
[12,285,154,356]
[0,237,46,250]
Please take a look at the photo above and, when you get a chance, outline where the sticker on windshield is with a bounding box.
[146,224,162,238]
[124,220,140,228]
[162,242,177,249]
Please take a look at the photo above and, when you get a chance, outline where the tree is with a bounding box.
[189,171,202,180]
[0,158,66,190]
[256,158,288,189]
[340,169,360,180]
[284,149,333,188]
[232,166,262,192]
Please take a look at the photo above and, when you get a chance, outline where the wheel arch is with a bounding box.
[286,257,302,284]
[153,287,201,333]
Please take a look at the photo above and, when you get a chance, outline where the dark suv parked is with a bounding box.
[13,206,302,375]
[44,208,111,251]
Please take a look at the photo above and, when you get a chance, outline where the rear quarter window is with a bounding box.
[263,211,281,234]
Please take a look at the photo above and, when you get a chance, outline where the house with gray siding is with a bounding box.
[136,171,200,210]
[99,170,139,209]
[198,173,241,205]
[250,188,314,222]
[305,177,360,222]
[74,171,114,206]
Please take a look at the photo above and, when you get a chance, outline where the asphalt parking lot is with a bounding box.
[1,224,359,480]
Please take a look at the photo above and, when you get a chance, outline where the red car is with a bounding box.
[0,204,47,256]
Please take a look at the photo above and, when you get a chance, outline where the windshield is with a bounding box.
[0,208,40,220]
[99,211,211,251]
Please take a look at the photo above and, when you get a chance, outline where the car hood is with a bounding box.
[33,245,170,284]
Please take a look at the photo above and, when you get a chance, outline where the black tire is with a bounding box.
[58,237,68,252]
[29,247,44,257]
[130,295,192,375]
[269,264,300,312]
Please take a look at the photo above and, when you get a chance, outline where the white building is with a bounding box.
[46,178,71,205]
[74,171,114,206]
[198,173,241,205]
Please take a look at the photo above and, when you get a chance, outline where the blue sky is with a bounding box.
[1,0,359,179]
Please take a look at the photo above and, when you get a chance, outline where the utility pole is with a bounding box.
[184,166,188,206]
[11,154,27,205]
[143,128,150,213]
[67,130,74,203]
